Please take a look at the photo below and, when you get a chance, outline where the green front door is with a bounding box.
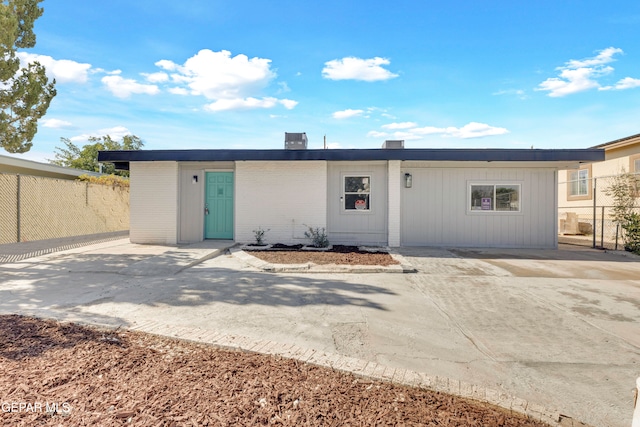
[205,172,234,239]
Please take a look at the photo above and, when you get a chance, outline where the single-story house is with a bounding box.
[0,154,102,180]
[98,137,603,248]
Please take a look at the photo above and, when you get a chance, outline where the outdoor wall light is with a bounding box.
[404,173,412,188]
[192,175,198,184]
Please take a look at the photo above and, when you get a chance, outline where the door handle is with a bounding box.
[205,204,209,215]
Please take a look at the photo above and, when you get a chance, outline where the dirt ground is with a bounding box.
[247,245,399,266]
[0,315,551,426]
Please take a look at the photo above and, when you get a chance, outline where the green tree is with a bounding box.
[604,170,640,253]
[50,135,143,176]
[1,0,56,153]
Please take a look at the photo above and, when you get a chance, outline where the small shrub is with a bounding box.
[252,227,270,245]
[77,174,129,188]
[622,212,640,255]
[304,226,329,248]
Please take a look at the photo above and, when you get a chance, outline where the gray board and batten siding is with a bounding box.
[400,165,557,248]
[327,161,388,246]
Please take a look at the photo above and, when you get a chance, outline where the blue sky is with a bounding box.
[9,0,640,162]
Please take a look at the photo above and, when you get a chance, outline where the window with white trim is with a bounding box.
[631,154,640,173]
[470,183,520,212]
[344,176,370,211]
[569,169,589,196]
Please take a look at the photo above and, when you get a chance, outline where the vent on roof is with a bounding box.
[285,132,308,150]
[382,140,404,149]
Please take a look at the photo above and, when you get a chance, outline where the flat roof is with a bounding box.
[99,148,604,170]
[0,154,102,178]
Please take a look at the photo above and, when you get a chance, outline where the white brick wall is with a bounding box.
[387,160,401,247]
[130,161,178,244]
[235,161,327,245]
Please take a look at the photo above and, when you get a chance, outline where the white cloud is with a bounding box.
[367,131,388,138]
[411,126,449,135]
[16,52,91,83]
[536,47,639,97]
[322,57,398,81]
[369,122,509,140]
[447,122,510,139]
[332,109,364,119]
[382,122,417,130]
[280,99,298,109]
[142,71,169,83]
[601,77,640,90]
[92,68,121,75]
[493,89,527,99]
[70,126,132,142]
[277,81,290,93]
[101,75,160,98]
[565,47,622,68]
[155,59,179,71]
[41,118,72,129]
[157,49,275,99]
[154,49,295,111]
[168,87,189,95]
[204,97,297,112]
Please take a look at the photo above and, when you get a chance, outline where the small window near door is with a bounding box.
[344,176,370,211]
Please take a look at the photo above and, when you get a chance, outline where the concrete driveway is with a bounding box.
[1,240,638,427]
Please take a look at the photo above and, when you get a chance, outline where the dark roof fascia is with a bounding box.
[99,148,604,165]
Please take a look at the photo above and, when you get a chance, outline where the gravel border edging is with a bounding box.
[230,247,417,273]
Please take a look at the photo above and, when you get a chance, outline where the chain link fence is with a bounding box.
[0,173,129,244]
[559,172,640,250]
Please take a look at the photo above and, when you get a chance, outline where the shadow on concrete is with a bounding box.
[0,253,396,329]
[0,231,129,263]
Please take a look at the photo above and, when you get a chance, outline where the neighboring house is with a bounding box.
[558,133,640,237]
[99,137,602,249]
[560,132,640,204]
[0,154,101,179]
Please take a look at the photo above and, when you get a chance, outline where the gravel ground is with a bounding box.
[0,315,550,426]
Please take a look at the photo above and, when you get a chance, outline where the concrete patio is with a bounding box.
[1,239,638,426]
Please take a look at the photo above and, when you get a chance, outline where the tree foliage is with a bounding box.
[77,174,130,188]
[50,135,143,176]
[604,170,640,254]
[1,0,56,153]
[604,170,638,225]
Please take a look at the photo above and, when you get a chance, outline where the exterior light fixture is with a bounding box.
[192,175,198,184]
[404,173,412,188]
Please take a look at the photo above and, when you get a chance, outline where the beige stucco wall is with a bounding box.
[0,173,129,244]
[558,144,640,210]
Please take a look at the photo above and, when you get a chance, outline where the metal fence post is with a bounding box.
[16,174,21,243]
[600,205,605,249]
[592,177,596,249]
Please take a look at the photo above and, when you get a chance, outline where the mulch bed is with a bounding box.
[247,245,399,266]
[0,315,550,426]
